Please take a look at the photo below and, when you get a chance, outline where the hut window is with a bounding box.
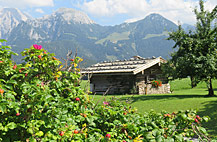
[149,75,156,81]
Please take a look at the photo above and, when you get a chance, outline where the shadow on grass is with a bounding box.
[198,100,217,137]
[205,88,217,92]
[119,94,205,103]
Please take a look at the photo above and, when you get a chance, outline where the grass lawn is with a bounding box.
[86,78,217,137]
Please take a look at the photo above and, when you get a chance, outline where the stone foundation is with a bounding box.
[137,83,171,95]
[137,80,145,95]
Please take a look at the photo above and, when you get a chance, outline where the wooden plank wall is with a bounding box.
[91,75,135,94]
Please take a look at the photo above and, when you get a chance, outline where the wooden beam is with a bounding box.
[92,73,134,76]
[133,57,161,75]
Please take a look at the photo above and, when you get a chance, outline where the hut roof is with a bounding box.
[81,56,166,75]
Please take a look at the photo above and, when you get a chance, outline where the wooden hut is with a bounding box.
[81,56,170,95]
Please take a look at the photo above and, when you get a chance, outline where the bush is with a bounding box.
[0,40,213,141]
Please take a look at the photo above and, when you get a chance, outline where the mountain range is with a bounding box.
[0,8,180,66]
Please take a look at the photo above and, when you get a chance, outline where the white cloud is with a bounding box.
[81,0,217,25]
[204,0,217,11]
[82,0,150,17]
[147,0,197,25]
[35,8,44,13]
[0,0,54,8]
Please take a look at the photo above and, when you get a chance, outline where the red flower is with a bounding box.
[70,59,74,62]
[13,64,17,69]
[152,80,162,87]
[75,97,80,101]
[38,55,42,59]
[105,134,111,138]
[0,61,3,63]
[196,115,201,120]
[59,131,64,136]
[74,129,79,134]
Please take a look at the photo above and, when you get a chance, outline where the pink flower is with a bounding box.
[33,44,42,50]
[103,101,110,105]
[41,82,44,87]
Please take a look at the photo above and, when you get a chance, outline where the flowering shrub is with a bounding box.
[152,80,162,88]
[0,39,213,141]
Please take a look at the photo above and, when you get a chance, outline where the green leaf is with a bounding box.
[181,114,187,120]
[29,138,37,142]
[151,122,158,128]
[35,131,44,137]
[175,134,184,141]
[203,116,210,122]
[0,39,7,43]
[0,79,6,83]
[152,129,161,137]
[34,68,39,72]
[5,85,13,90]
[0,123,4,130]
[199,127,207,134]
[144,132,154,140]
[5,70,11,76]
[10,75,22,81]
[0,105,6,114]
[156,136,164,142]
[6,93,15,100]
[7,122,17,130]
[27,128,34,134]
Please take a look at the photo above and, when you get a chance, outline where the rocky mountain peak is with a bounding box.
[142,13,170,24]
[0,8,31,38]
[146,13,164,19]
[51,8,95,24]
[0,8,30,21]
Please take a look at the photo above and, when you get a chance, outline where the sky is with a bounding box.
[0,0,216,26]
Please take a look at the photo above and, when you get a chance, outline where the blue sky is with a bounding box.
[0,0,216,26]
